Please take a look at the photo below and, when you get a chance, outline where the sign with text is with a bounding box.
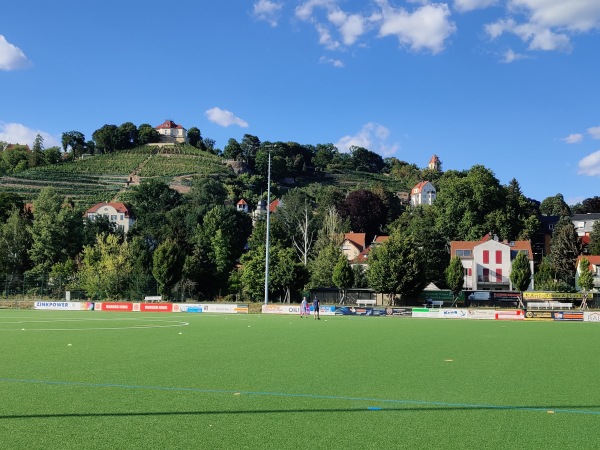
[411,308,442,318]
[34,301,94,311]
[467,309,496,320]
[95,302,135,312]
[552,311,584,321]
[439,309,469,319]
[139,303,173,313]
[525,310,553,321]
[385,307,413,317]
[584,312,600,322]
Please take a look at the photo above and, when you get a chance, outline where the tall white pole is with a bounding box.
[264,150,272,305]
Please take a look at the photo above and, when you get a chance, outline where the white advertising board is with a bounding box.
[34,301,93,311]
[467,309,497,320]
[439,309,469,319]
[584,311,600,322]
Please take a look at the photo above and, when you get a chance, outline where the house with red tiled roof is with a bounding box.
[155,120,187,144]
[85,202,135,233]
[342,232,367,261]
[450,233,534,292]
[428,154,441,171]
[236,199,248,213]
[269,199,280,213]
[575,255,600,292]
[411,181,436,206]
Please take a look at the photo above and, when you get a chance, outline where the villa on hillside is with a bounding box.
[411,181,436,206]
[155,120,187,144]
[85,202,136,234]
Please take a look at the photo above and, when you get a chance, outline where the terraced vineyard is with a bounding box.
[0,145,230,208]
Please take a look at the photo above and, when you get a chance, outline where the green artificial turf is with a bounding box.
[1,310,599,449]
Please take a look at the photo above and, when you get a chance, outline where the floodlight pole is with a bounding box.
[264,148,272,305]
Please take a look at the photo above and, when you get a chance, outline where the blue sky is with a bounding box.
[1,0,599,204]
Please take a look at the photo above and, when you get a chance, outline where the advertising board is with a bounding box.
[467,309,496,320]
[552,311,583,321]
[524,310,553,321]
[95,302,135,312]
[584,312,600,322]
[439,308,469,319]
[495,310,524,320]
[385,307,412,317]
[262,305,302,315]
[139,303,173,312]
[411,308,442,318]
[34,301,94,311]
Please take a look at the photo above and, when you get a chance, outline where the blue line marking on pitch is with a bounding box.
[1,377,599,416]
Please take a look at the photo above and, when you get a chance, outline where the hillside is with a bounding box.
[0,144,410,209]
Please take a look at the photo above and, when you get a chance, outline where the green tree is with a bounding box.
[240,245,266,301]
[138,123,160,145]
[510,252,532,308]
[79,234,133,300]
[445,256,464,305]
[367,232,426,305]
[539,193,570,217]
[350,146,384,173]
[187,127,202,149]
[152,237,185,300]
[588,221,600,255]
[92,124,119,154]
[577,257,595,309]
[332,254,354,304]
[117,122,139,149]
[271,246,309,302]
[61,131,85,156]
[549,217,580,286]
[308,243,340,288]
[223,138,243,160]
[0,207,32,276]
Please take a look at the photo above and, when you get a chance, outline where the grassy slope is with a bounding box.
[1,310,599,449]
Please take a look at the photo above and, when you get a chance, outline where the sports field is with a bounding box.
[1,310,599,449]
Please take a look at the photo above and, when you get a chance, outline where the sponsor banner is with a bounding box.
[495,310,524,321]
[385,307,413,317]
[439,308,469,319]
[525,310,553,321]
[309,305,336,316]
[262,305,302,315]
[95,302,135,312]
[467,309,496,320]
[139,303,173,313]
[177,304,202,313]
[523,292,583,300]
[333,306,375,316]
[201,303,248,314]
[552,311,584,322]
[411,308,442,318]
[34,301,94,311]
[584,312,600,322]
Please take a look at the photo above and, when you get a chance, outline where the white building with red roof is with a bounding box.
[155,120,187,144]
[85,202,135,233]
[428,154,441,171]
[411,181,436,206]
[236,199,248,213]
[450,234,534,291]
[575,255,600,292]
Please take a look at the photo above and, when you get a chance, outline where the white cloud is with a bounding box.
[485,0,600,53]
[587,126,600,139]
[454,0,499,13]
[0,35,31,71]
[335,122,400,157]
[319,56,344,67]
[0,122,60,148]
[509,0,600,32]
[253,0,283,27]
[376,1,457,54]
[578,150,600,176]
[501,48,527,63]
[205,108,249,128]
[296,0,370,49]
[486,18,571,51]
[562,133,584,144]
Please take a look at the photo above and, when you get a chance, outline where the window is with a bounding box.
[120,214,124,220]
[496,268,502,282]
[483,250,489,264]
[456,249,472,257]
[483,268,489,282]
[496,250,502,264]
[111,215,117,221]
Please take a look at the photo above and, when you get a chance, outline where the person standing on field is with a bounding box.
[301,296,308,318]
[313,295,320,320]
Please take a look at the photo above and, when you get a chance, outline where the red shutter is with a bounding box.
[483,250,489,264]
[468,268,472,276]
[496,250,502,264]
[483,268,489,281]
[496,268,502,282]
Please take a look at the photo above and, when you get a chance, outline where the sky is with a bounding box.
[1,0,599,205]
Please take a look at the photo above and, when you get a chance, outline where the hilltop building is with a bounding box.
[85,202,136,234]
[155,120,187,144]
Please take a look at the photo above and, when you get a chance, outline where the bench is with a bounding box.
[528,301,573,310]
[144,296,162,303]
[425,300,444,308]
[356,299,376,307]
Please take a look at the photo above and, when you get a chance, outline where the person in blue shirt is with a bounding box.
[313,295,320,320]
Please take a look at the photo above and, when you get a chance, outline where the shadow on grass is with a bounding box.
[2,405,600,420]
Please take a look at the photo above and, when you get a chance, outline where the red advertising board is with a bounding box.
[98,302,134,312]
[495,310,524,321]
[139,303,173,312]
